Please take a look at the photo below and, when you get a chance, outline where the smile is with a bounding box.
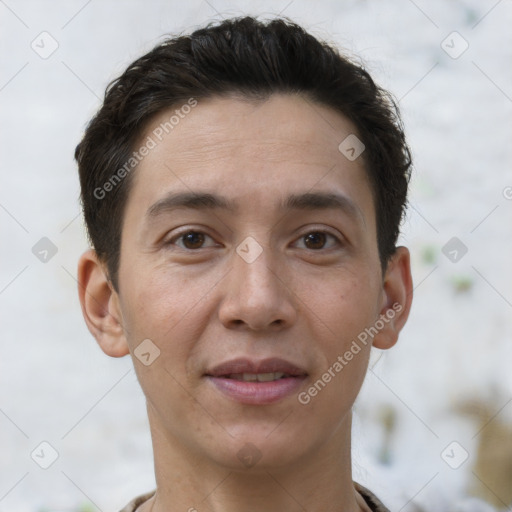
[224,372,289,382]
[204,358,308,405]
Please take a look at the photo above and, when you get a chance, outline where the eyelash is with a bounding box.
[168,230,219,250]
[166,228,343,251]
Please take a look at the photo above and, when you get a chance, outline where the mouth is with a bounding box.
[204,358,308,405]
[221,372,294,382]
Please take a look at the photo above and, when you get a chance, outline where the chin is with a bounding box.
[204,427,315,472]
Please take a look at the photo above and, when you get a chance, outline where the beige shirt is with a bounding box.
[119,482,390,512]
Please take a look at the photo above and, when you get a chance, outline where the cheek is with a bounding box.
[117,268,206,408]
[119,263,216,358]
[298,266,381,340]
[297,269,379,400]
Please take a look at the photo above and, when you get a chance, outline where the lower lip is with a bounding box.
[206,376,306,405]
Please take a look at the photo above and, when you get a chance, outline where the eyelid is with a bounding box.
[291,227,345,250]
[163,225,345,250]
[165,227,219,249]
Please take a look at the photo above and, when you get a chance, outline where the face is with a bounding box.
[107,94,404,470]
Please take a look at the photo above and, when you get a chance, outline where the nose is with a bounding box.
[218,243,297,332]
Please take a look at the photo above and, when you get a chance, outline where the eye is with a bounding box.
[294,231,340,250]
[168,230,217,250]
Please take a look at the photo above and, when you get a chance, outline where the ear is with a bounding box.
[372,246,413,350]
[77,249,130,357]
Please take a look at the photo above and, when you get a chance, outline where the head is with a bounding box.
[77,17,413,472]
[76,16,411,290]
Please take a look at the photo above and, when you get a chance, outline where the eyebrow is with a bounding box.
[284,192,364,223]
[146,192,236,218]
[146,191,364,224]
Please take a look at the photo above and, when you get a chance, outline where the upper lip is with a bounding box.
[205,357,308,377]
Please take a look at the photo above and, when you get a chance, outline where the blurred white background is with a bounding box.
[1,0,511,510]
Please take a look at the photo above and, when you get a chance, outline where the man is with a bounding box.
[76,16,413,512]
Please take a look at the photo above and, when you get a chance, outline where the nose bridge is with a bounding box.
[219,237,295,330]
[234,239,281,303]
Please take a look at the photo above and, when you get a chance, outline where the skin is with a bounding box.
[78,94,413,512]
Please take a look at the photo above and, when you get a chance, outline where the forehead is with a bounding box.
[125,93,374,226]
[141,94,358,168]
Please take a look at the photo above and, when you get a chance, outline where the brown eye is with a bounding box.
[166,229,218,251]
[293,230,341,251]
[181,231,205,249]
[303,232,327,249]
[170,231,211,250]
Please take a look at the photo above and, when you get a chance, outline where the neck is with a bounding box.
[143,406,367,512]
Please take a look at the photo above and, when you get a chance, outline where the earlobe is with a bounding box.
[77,249,130,358]
[372,246,413,350]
